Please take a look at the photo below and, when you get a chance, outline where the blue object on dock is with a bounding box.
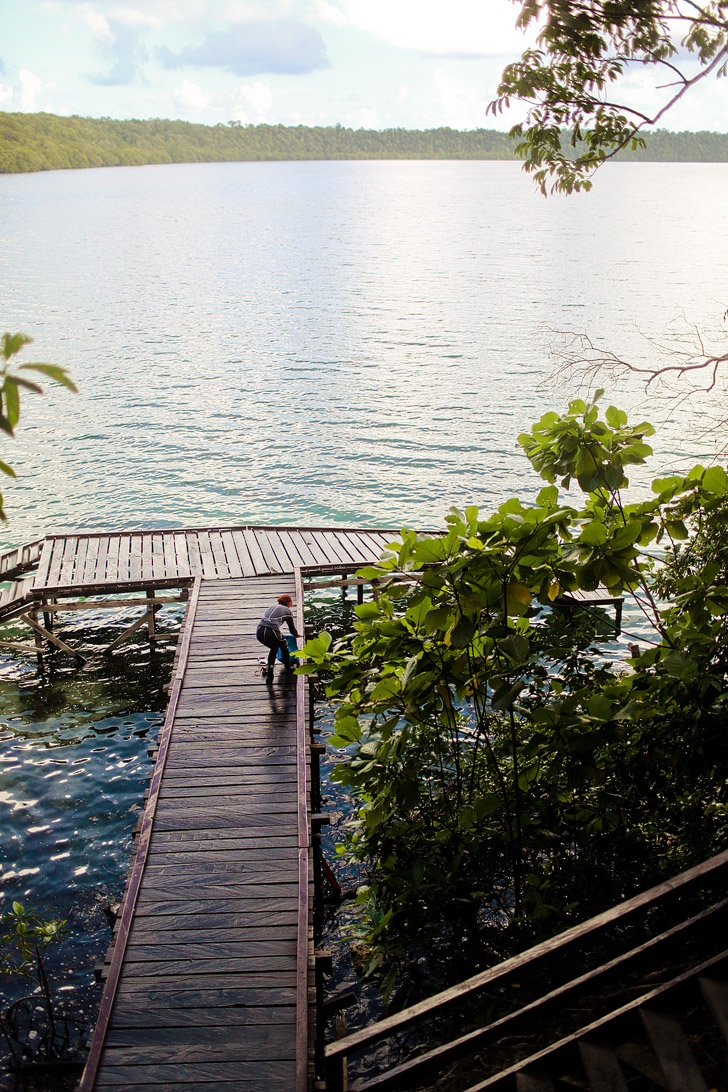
[277,633,300,665]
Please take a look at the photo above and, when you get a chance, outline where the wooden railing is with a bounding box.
[324,848,728,1091]
[295,566,313,1091]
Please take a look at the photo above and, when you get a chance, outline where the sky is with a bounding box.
[0,0,726,132]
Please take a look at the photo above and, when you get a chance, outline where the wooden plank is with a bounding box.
[122,937,298,963]
[252,529,285,574]
[209,531,230,579]
[116,534,131,584]
[105,535,121,586]
[243,528,269,576]
[172,532,191,579]
[340,529,377,563]
[117,953,297,978]
[128,890,300,917]
[34,539,53,590]
[579,1040,630,1092]
[290,531,320,568]
[81,535,100,585]
[93,536,110,585]
[162,532,177,581]
[276,529,307,568]
[0,546,18,575]
[127,922,298,947]
[140,532,153,580]
[230,531,257,577]
[639,1007,708,1091]
[196,530,218,579]
[325,529,361,565]
[57,536,79,587]
[261,529,296,573]
[150,532,166,581]
[220,531,243,578]
[45,538,66,589]
[301,529,340,566]
[108,1002,295,1031]
[100,1021,296,1053]
[185,531,202,578]
[129,534,143,582]
[699,975,728,1046]
[93,1058,295,1088]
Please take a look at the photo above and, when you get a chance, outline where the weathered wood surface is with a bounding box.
[28,524,395,598]
[85,574,312,1091]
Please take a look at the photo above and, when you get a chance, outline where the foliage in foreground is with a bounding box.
[301,397,728,995]
[0,333,76,521]
[490,0,728,193]
[0,902,84,1068]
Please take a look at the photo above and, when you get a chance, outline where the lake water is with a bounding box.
[3,160,728,542]
[0,159,727,1066]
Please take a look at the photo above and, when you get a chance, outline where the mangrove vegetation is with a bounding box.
[1,111,728,174]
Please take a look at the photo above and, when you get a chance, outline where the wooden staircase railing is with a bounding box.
[325,848,728,1091]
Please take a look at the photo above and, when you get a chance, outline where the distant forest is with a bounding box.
[2,111,728,174]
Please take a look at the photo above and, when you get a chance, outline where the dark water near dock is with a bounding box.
[1,159,727,1076]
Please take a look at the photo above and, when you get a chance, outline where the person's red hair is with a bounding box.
[278,594,293,606]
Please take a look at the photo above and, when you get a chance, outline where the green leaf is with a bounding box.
[355,602,381,620]
[492,679,526,711]
[3,379,19,430]
[587,695,613,721]
[702,466,728,496]
[2,334,32,362]
[537,485,558,507]
[19,363,78,392]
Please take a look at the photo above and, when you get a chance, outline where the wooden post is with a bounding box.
[357,581,364,605]
[146,589,156,646]
[21,612,86,664]
[341,572,348,600]
[29,608,44,669]
[42,599,54,632]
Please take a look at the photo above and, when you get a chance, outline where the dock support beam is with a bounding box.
[21,610,86,664]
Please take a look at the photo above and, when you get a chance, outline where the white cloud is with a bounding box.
[223,1,296,19]
[433,67,484,125]
[172,79,213,113]
[170,78,274,122]
[75,4,113,38]
[230,80,273,119]
[318,0,534,57]
[42,0,208,30]
[18,70,44,111]
[0,84,14,105]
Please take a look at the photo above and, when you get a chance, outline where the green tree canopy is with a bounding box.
[490,0,728,192]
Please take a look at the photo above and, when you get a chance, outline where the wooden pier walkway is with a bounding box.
[82,574,312,1090]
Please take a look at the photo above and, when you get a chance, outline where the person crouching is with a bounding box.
[256,594,300,681]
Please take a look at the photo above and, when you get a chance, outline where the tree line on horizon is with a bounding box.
[1,111,728,174]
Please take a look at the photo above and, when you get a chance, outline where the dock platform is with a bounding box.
[0,524,392,1091]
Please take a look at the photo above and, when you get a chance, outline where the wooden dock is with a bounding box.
[0,524,393,1092]
[82,574,311,1090]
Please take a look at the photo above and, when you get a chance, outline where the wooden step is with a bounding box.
[639,1007,708,1092]
[578,1039,629,1092]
